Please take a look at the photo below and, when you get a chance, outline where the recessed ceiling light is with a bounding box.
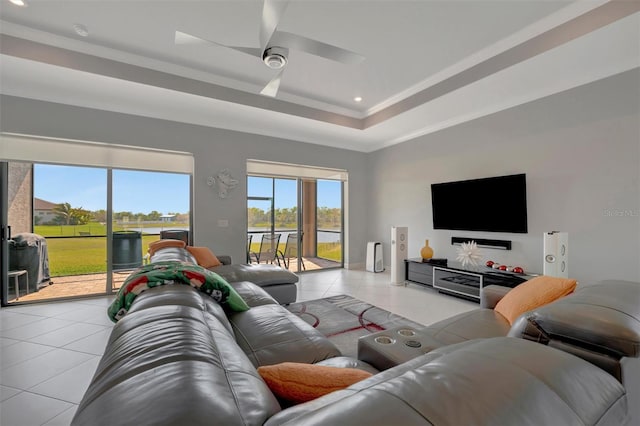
[9,0,27,6]
[354,96,363,102]
[73,23,89,37]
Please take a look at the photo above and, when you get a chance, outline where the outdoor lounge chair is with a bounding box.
[251,233,281,265]
[278,233,306,270]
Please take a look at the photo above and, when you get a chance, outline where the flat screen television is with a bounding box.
[431,174,528,233]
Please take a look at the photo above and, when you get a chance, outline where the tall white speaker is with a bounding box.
[543,232,568,277]
[391,226,408,285]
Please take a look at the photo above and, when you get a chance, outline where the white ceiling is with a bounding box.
[0,0,638,152]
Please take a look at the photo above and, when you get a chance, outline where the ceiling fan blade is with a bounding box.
[175,31,261,58]
[260,0,289,50]
[260,69,285,97]
[175,30,208,45]
[271,31,365,65]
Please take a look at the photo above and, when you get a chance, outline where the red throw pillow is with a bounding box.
[494,275,577,324]
[186,246,222,268]
[258,362,372,404]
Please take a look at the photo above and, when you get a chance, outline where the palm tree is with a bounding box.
[53,202,73,225]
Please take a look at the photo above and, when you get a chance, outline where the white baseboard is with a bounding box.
[345,262,365,270]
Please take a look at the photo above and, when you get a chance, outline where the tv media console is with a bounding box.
[404,258,534,301]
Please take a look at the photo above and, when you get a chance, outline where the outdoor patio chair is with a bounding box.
[251,233,281,265]
[278,233,306,270]
[246,234,253,264]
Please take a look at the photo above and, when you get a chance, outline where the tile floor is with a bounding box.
[0,269,475,426]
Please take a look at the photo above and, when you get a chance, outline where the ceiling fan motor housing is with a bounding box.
[263,46,288,69]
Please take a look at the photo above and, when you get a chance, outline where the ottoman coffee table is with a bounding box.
[357,326,446,371]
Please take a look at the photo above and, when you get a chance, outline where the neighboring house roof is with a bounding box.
[34,198,59,211]
[160,214,175,219]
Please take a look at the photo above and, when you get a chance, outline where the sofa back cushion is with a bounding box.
[150,246,198,264]
[230,281,279,307]
[228,304,340,367]
[72,297,280,426]
[129,284,235,335]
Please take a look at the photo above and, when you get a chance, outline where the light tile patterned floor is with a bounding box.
[0,269,475,426]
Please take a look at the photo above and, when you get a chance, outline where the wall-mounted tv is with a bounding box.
[431,174,528,233]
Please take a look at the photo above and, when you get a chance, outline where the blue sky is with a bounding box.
[34,165,190,214]
[34,166,340,214]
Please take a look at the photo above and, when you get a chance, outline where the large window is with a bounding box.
[1,134,193,305]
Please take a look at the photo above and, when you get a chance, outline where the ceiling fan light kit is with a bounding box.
[263,47,288,69]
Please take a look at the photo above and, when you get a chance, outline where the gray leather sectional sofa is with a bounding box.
[72,250,639,425]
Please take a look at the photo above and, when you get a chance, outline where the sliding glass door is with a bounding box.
[247,174,343,272]
[1,161,191,305]
[316,179,343,266]
[111,169,191,290]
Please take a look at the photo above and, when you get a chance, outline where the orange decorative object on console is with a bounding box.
[420,239,434,260]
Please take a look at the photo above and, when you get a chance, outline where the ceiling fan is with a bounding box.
[175,0,365,98]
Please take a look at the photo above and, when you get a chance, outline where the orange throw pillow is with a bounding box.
[186,246,222,268]
[494,275,577,324]
[148,239,186,256]
[258,362,372,404]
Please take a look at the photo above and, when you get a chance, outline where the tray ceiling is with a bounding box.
[1,0,638,152]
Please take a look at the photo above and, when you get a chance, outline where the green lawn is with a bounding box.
[248,242,342,263]
[46,235,159,276]
[46,237,342,277]
[35,222,188,237]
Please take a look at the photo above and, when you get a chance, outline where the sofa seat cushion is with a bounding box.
[266,338,628,426]
[212,263,298,287]
[258,362,372,404]
[418,308,511,345]
[314,356,379,375]
[72,304,281,426]
[228,304,340,367]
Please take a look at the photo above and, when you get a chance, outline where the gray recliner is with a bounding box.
[509,280,640,423]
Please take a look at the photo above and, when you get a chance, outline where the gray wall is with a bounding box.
[367,69,640,283]
[0,95,369,267]
[2,69,638,282]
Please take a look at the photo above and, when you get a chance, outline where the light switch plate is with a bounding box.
[217,219,229,228]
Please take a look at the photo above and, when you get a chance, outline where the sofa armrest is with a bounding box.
[217,255,232,265]
[508,280,640,361]
[481,285,511,309]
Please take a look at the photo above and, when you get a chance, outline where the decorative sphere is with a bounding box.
[513,266,524,274]
[486,260,495,267]
[492,263,501,269]
[498,265,507,271]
